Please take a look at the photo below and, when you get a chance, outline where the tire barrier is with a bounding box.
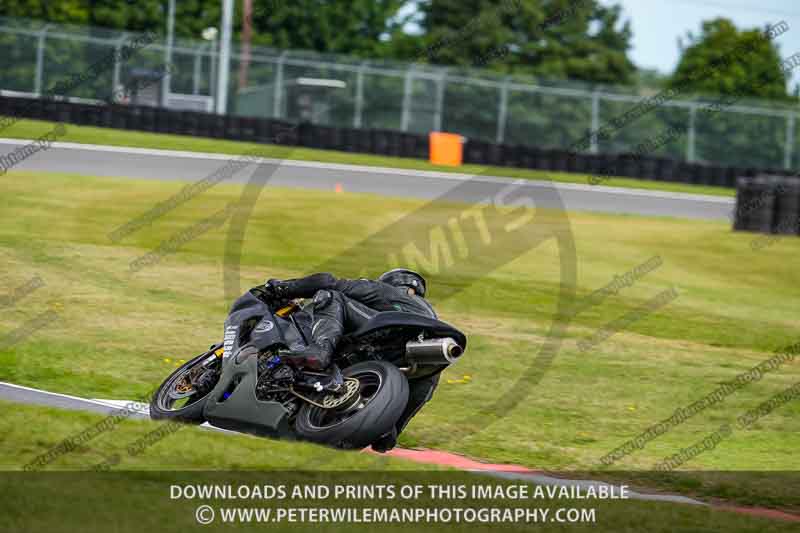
[0,93,794,189]
[734,175,800,236]
[773,179,800,236]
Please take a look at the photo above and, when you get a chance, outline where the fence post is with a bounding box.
[209,38,218,104]
[215,0,234,114]
[401,67,414,132]
[193,43,205,95]
[34,25,51,96]
[272,51,286,119]
[353,62,366,128]
[496,78,509,144]
[687,103,697,163]
[111,32,129,102]
[434,69,446,132]
[162,0,176,108]
[590,89,600,154]
[784,113,795,170]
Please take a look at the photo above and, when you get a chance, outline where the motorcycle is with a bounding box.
[150,289,467,449]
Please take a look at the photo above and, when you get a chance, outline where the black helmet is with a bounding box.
[378,268,427,297]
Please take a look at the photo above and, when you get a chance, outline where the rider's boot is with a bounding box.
[296,362,345,393]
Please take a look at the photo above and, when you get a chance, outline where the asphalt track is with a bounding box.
[2,381,798,522]
[0,139,735,220]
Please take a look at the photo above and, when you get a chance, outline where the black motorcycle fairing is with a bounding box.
[223,292,267,360]
[345,311,467,349]
[223,292,298,356]
[205,292,311,437]
[202,344,294,438]
[336,312,467,381]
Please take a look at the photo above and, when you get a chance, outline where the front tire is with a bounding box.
[295,361,409,449]
[150,348,221,423]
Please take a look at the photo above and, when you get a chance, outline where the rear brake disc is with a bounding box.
[321,378,360,408]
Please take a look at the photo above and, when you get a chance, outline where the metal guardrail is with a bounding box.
[1,15,799,171]
[2,92,790,191]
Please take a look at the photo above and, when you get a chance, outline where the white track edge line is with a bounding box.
[0,381,133,409]
[2,381,710,507]
[0,138,735,204]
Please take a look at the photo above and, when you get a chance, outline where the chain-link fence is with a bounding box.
[1,15,798,170]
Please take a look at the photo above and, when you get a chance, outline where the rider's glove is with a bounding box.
[250,279,288,304]
[263,278,291,300]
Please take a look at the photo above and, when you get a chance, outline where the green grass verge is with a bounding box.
[0,400,431,471]
[1,170,797,510]
[2,402,796,532]
[2,118,734,197]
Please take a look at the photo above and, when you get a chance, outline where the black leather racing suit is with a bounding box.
[272,273,439,437]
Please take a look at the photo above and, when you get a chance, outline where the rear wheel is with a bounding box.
[294,361,408,449]
[150,348,222,423]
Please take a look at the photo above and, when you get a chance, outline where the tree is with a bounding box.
[410,0,636,85]
[247,0,405,57]
[669,18,792,101]
[0,0,88,25]
[634,68,670,92]
[0,0,409,57]
[663,19,796,167]
[0,0,220,41]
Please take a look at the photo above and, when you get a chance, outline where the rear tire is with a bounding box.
[150,349,221,423]
[295,361,409,449]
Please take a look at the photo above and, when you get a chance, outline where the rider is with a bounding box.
[260,269,438,452]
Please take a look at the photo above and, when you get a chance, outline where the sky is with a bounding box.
[601,0,800,87]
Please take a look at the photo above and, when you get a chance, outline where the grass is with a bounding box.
[2,402,798,532]
[1,118,735,197]
[0,169,798,511]
[0,400,426,471]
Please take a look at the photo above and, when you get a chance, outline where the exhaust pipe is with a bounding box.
[405,337,464,365]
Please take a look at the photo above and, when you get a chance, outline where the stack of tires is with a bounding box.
[733,175,800,235]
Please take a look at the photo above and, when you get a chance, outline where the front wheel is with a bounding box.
[294,361,409,449]
[150,347,222,423]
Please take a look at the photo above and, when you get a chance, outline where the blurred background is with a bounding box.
[0,0,798,169]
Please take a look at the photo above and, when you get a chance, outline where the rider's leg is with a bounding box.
[281,289,344,370]
[282,290,377,370]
